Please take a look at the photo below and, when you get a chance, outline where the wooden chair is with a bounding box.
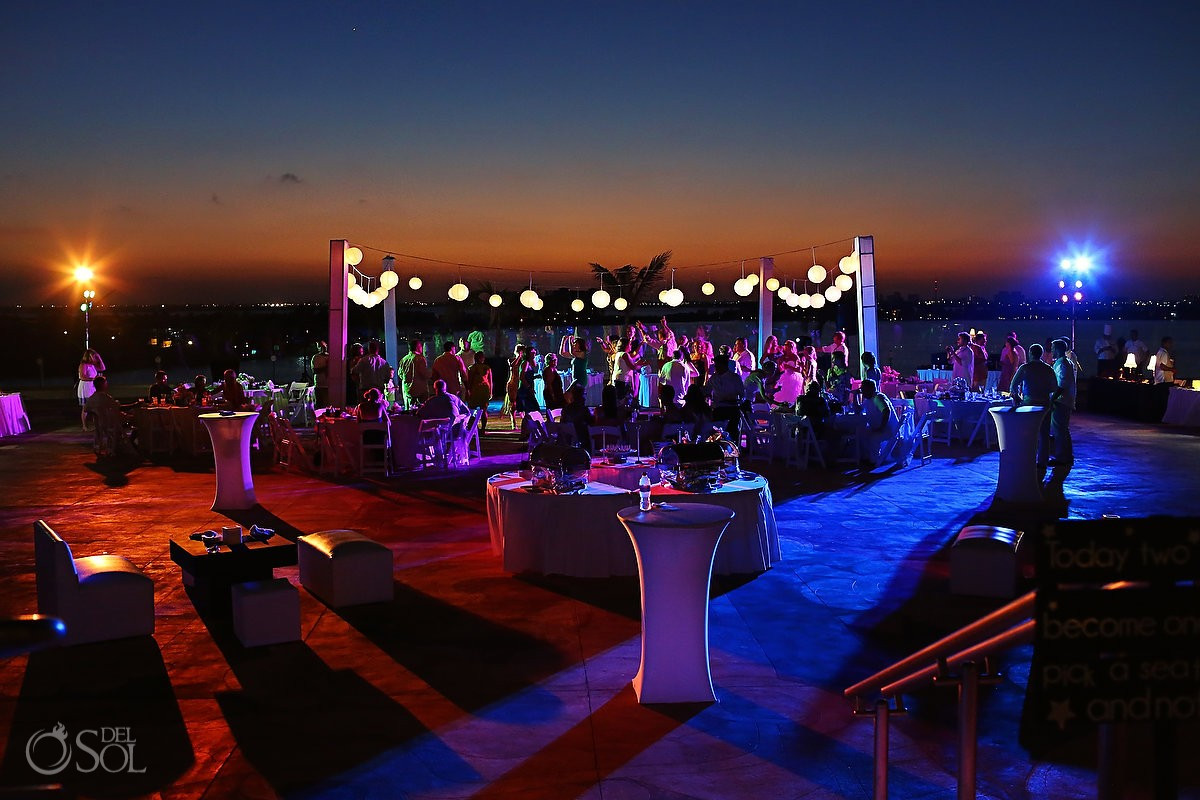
[914,410,938,466]
[90,406,134,458]
[271,412,317,472]
[359,421,391,476]
[287,382,313,426]
[794,416,826,470]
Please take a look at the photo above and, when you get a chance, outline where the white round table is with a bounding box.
[618,503,734,704]
[989,406,1047,505]
[200,412,259,510]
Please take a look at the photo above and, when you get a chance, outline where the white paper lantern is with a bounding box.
[840,252,859,274]
[408,276,423,290]
[531,297,544,310]
[372,287,389,302]
[591,289,611,309]
[746,272,759,286]
[786,293,801,307]
[808,264,827,284]
[777,285,792,300]
[379,271,399,290]
[701,281,715,295]
[834,274,854,292]
[520,289,539,308]
[733,278,753,297]
[810,293,826,309]
[345,246,363,266]
[614,297,628,311]
[658,289,669,303]
[765,277,780,292]
[665,288,684,307]
[489,293,503,308]
[571,298,584,312]
[347,285,367,305]
[448,282,470,302]
[797,293,812,309]
[824,286,842,303]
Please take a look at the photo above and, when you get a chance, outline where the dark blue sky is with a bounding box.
[2,1,1197,303]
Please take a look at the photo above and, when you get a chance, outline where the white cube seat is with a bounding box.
[297,530,393,608]
[231,578,300,647]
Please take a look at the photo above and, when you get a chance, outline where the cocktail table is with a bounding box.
[169,532,297,613]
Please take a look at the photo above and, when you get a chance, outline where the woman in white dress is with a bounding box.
[76,349,106,429]
[774,340,804,405]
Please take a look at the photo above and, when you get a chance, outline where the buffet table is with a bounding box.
[1161,386,1200,427]
[0,393,31,438]
[486,473,779,577]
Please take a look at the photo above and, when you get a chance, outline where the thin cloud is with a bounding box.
[279,173,302,184]
[211,193,223,205]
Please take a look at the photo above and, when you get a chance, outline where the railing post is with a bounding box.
[958,661,979,800]
[874,699,889,800]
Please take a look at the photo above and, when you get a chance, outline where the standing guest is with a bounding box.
[418,379,469,421]
[217,369,248,410]
[311,341,330,407]
[774,340,804,405]
[732,337,756,377]
[947,332,975,385]
[761,335,783,369]
[502,344,525,426]
[798,346,819,395]
[1154,337,1176,385]
[1009,343,1059,467]
[345,342,365,403]
[148,370,174,404]
[558,384,594,446]
[355,387,386,422]
[1125,329,1149,371]
[688,337,711,387]
[398,339,431,409]
[652,317,677,363]
[820,330,850,366]
[465,351,494,431]
[610,338,642,405]
[860,351,883,384]
[971,333,989,391]
[1093,326,1118,378]
[681,382,712,437]
[658,384,687,424]
[559,334,590,390]
[514,347,540,416]
[1050,339,1076,467]
[542,353,565,411]
[707,355,745,440]
[76,349,107,428]
[825,351,853,405]
[354,340,391,396]
[859,379,901,466]
[594,385,630,427]
[659,348,697,400]
[999,335,1024,394]
[432,340,469,398]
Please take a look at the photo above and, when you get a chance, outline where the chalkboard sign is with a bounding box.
[1022,517,1200,747]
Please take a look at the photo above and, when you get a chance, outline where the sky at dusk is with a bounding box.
[2,1,1197,305]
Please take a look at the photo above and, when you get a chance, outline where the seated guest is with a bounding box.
[825,351,853,405]
[859,379,900,466]
[707,355,745,440]
[356,387,386,422]
[860,351,882,384]
[216,369,248,410]
[542,353,565,410]
[84,375,123,420]
[175,374,210,406]
[594,385,629,427]
[147,370,173,403]
[681,381,712,437]
[558,384,594,446]
[798,381,832,437]
[418,378,469,421]
[743,362,775,406]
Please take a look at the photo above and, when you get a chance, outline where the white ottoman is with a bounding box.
[231,578,300,647]
[297,529,393,608]
[950,525,1024,598]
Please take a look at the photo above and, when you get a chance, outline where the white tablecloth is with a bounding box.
[487,473,780,577]
[1162,387,1200,426]
[320,414,423,470]
[0,393,31,438]
[637,371,660,409]
[900,396,1007,447]
[917,369,1002,392]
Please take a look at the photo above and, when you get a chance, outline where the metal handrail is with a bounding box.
[843,590,1035,705]
[880,619,1036,697]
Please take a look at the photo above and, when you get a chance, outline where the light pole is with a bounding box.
[1057,256,1090,353]
[74,265,95,351]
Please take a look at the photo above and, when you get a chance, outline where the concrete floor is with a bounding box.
[1,399,1198,799]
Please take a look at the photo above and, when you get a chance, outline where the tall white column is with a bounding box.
[757,257,774,359]
[382,255,398,369]
[328,240,349,408]
[855,235,878,368]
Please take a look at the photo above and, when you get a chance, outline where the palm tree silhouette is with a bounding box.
[589,251,672,311]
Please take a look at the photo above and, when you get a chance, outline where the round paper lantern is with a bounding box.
[347,285,367,305]
[777,285,792,300]
[824,286,842,303]
[347,273,357,290]
[571,298,584,312]
[379,271,399,290]
[448,282,470,302]
[786,293,801,307]
[665,288,684,307]
[839,253,859,274]
[764,277,780,292]
[489,293,503,308]
[345,246,363,266]
[520,289,538,308]
[733,278,753,297]
[531,297,544,310]
[408,276,423,290]
[746,273,759,286]
[834,274,854,292]
[807,264,827,284]
[797,293,812,309]
[614,297,628,311]
[372,287,390,302]
[701,281,715,296]
[810,293,826,309]
[591,289,611,309]
[658,289,669,303]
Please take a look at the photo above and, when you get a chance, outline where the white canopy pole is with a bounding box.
[855,235,878,368]
[382,255,398,369]
[328,239,349,407]
[757,257,774,359]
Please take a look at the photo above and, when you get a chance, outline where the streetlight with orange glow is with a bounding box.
[74,265,95,350]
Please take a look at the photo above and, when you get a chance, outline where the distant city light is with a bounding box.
[1075,280,1083,289]
[1074,291,1084,301]
[1061,294,1069,303]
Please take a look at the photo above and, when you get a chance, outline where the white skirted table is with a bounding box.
[0,393,31,438]
[617,503,734,704]
[486,473,779,577]
[1162,386,1200,426]
[200,412,259,510]
[988,405,1047,505]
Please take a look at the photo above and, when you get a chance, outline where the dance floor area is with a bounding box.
[1,403,1198,799]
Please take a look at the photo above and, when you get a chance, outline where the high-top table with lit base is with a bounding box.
[617,503,735,704]
[200,412,260,510]
[988,405,1047,505]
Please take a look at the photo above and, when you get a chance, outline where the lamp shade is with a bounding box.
[1123,353,1137,369]
[701,281,715,295]
[489,293,503,308]
[614,297,629,311]
[808,264,827,284]
[345,246,363,266]
[591,289,611,308]
[408,276,423,290]
[571,298,584,312]
[1148,355,1157,372]
[379,271,399,290]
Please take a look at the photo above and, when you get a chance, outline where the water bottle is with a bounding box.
[638,471,653,512]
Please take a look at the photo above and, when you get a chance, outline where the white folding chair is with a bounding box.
[794,416,826,470]
[462,407,484,463]
[417,417,452,469]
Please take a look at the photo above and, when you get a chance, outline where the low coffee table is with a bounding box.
[169,532,297,614]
